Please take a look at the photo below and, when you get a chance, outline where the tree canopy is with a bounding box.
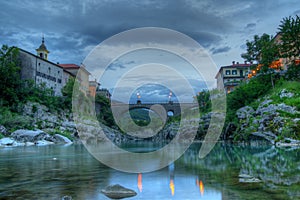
[278,15,300,60]
[0,45,22,106]
[241,33,280,73]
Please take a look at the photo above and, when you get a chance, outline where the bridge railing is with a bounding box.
[127,101,179,105]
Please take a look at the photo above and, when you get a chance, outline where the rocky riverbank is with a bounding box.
[226,88,300,146]
[0,101,78,147]
[0,100,213,147]
[5,91,299,148]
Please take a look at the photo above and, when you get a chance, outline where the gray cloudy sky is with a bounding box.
[1,0,299,66]
[1,0,299,101]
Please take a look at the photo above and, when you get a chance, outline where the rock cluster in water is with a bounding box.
[0,129,72,147]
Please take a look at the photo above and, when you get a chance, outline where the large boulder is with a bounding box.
[0,137,15,146]
[101,184,137,199]
[0,137,26,147]
[52,134,72,144]
[11,129,49,143]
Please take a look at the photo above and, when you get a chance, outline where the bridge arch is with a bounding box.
[167,110,174,117]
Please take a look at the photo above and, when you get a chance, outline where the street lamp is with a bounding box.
[168,91,173,104]
[137,92,141,104]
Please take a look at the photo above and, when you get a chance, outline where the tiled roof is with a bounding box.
[221,63,252,68]
[58,64,80,69]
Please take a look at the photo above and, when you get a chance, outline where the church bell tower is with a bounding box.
[36,36,49,60]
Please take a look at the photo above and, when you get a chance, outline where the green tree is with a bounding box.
[196,90,211,114]
[278,15,300,81]
[226,74,273,123]
[241,34,280,72]
[278,15,300,60]
[95,94,115,127]
[0,45,21,106]
[241,34,273,63]
[61,77,75,109]
[241,34,280,88]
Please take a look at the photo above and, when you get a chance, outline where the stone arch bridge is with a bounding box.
[110,101,198,118]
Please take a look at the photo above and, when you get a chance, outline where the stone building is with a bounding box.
[58,64,91,95]
[97,88,111,99]
[18,37,92,96]
[89,79,100,97]
[18,38,66,96]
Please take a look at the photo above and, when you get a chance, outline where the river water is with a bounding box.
[0,142,299,200]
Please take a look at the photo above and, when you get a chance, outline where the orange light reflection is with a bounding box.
[196,178,204,196]
[169,179,175,196]
[138,173,142,192]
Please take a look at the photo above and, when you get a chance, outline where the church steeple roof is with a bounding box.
[36,35,49,60]
[36,36,49,53]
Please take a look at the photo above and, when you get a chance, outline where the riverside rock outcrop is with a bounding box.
[0,101,77,147]
[22,102,76,134]
[235,90,300,146]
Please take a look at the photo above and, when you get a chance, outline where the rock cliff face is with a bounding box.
[234,89,300,146]
[0,102,77,147]
[22,102,77,134]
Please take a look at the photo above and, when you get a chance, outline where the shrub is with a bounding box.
[0,107,33,131]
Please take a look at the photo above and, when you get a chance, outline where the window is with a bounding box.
[225,70,230,75]
[232,70,237,75]
[240,69,243,76]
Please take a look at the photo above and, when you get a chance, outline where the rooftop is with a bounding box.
[58,64,80,69]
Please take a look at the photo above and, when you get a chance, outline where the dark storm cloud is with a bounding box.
[1,0,299,66]
[293,10,300,15]
[108,60,134,71]
[245,23,256,30]
[0,0,235,63]
[210,46,231,54]
[185,31,222,48]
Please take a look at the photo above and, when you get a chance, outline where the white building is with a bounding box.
[215,61,251,93]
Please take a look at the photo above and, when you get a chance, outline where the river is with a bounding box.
[0,142,299,199]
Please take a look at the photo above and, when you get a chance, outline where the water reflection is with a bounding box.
[169,163,175,196]
[0,142,299,199]
[137,173,142,192]
[196,178,204,196]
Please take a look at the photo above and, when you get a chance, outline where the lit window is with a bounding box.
[225,70,230,75]
[232,70,237,75]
